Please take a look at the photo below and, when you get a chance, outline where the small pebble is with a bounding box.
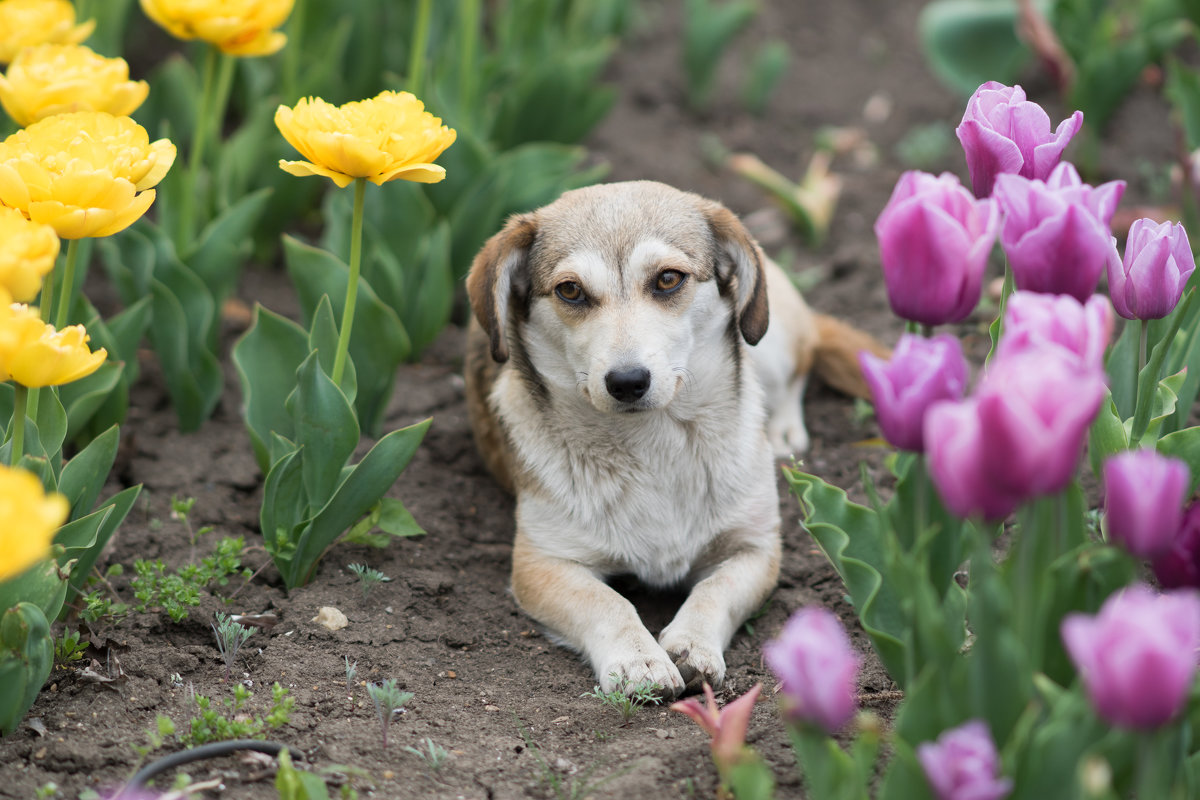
[312,607,349,631]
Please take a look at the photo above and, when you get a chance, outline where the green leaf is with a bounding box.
[377,498,426,538]
[1158,427,1200,494]
[0,603,54,735]
[284,235,410,436]
[260,446,307,577]
[681,0,756,109]
[33,386,67,471]
[57,426,119,519]
[288,353,360,509]
[185,187,273,307]
[785,467,908,685]
[63,485,140,604]
[287,419,430,588]
[1088,393,1128,480]
[232,305,311,471]
[58,362,123,444]
[307,295,357,406]
[918,0,1032,97]
[0,559,69,623]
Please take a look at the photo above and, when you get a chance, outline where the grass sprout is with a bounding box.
[347,563,389,599]
[404,737,449,771]
[582,673,664,723]
[212,612,255,680]
[366,678,413,748]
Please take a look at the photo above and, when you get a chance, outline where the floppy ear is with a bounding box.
[466,214,538,363]
[702,202,769,345]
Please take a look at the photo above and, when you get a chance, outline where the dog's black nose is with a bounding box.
[605,367,651,403]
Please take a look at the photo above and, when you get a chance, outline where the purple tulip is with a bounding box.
[1103,450,1189,559]
[859,333,969,452]
[1109,218,1196,320]
[875,171,1000,326]
[917,719,1013,800]
[925,350,1106,519]
[764,607,859,733]
[1061,584,1200,729]
[997,291,1113,371]
[956,81,1084,198]
[1153,502,1200,590]
[993,162,1125,302]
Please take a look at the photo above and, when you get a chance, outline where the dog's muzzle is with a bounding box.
[604,367,651,404]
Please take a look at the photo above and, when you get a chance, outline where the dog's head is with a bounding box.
[466,181,768,414]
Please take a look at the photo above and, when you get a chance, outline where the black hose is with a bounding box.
[115,739,288,797]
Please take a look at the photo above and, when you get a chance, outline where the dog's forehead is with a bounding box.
[530,183,715,273]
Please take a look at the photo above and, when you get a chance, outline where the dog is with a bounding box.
[464,180,884,697]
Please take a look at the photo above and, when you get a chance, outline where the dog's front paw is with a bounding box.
[595,634,685,698]
[658,627,726,694]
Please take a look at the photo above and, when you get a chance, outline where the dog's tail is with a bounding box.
[812,314,891,398]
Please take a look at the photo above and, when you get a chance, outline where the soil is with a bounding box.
[0,1,1175,798]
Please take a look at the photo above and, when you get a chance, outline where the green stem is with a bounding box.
[331,177,366,387]
[282,0,306,103]
[458,0,480,124]
[407,0,433,94]
[10,383,26,467]
[38,269,54,324]
[53,239,80,331]
[985,262,1014,367]
[179,44,220,251]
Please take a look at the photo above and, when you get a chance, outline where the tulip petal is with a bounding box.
[278,159,356,188]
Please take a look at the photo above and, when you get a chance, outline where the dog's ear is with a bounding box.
[466,214,538,363]
[702,202,769,345]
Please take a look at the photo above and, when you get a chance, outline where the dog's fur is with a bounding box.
[464,181,884,696]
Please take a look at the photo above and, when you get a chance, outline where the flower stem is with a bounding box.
[53,238,80,331]
[10,383,27,467]
[331,177,366,387]
[179,44,220,251]
[408,0,433,94]
[282,0,306,103]
[38,269,54,323]
[458,0,480,125]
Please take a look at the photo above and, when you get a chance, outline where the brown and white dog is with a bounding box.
[464,181,883,697]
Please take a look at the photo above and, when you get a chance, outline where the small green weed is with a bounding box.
[366,678,413,748]
[404,737,449,771]
[181,682,294,747]
[131,535,251,622]
[346,563,388,599]
[212,612,256,680]
[53,630,87,668]
[519,721,637,800]
[582,673,663,723]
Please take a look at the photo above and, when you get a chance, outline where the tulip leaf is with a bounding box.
[232,304,311,472]
[63,485,140,604]
[260,444,306,577]
[186,187,273,310]
[286,419,430,588]
[917,0,1032,97]
[680,0,756,111]
[288,353,360,509]
[58,362,123,445]
[785,467,908,685]
[1157,427,1200,495]
[33,388,67,474]
[1130,291,1196,446]
[283,235,410,437]
[0,558,69,625]
[1087,392,1128,481]
[0,603,54,736]
[307,295,357,406]
[57,425,119,519]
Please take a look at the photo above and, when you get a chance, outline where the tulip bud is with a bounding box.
[997,291,1112,371]
[1103,450,1189,559]
[956,81,1083,198]
[1152,501,1200,590]
[993,163,1125,301]
[917,719,1013,800]
[859,333,968,452]
[874,171,999,326]
[763,607,859,733]
[1109,218,1196,320]
[1061,584,1200,729]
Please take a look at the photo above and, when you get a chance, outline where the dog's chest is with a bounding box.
[509,392,772,586]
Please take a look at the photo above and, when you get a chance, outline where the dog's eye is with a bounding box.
[654,270,686,294]
[555,281,586,304]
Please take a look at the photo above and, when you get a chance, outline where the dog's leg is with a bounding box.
[765,373,810,457]
[511,531,686,697]
[658,539,781,692]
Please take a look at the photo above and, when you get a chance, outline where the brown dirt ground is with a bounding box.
[0,0,1175,798]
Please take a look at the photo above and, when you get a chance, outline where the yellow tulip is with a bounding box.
[139,0,293,57]
[0,206,58,302]
[0,463,68,582]
[0,44,150,128]
[0,111,175,239]
[0,0,95,65]
[0,303,107,387]
[276,91,457,188]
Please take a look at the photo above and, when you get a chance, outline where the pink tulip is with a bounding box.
[997,291,1112,371]
[993,162,1125,302]
[764,607,859,733]
[670,683,760,776]
[859,333,968,452]
[875,171,1000,326]
[917,719,1013,800]
[1109,218,1196,320]
[1153,501,1200,590]
[1062,584,1200,729]
[1103,450,1189,559]
[926,349,1106,519]
[956,81,1084,198]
